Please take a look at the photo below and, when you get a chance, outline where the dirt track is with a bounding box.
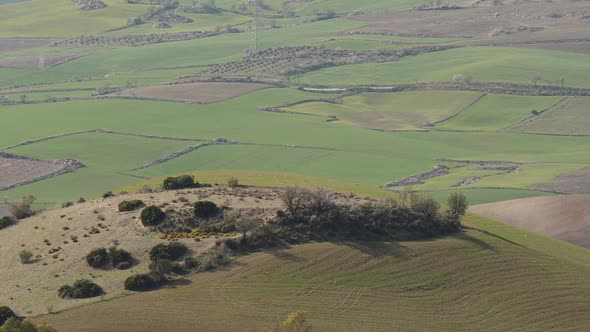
[470,195,590,249]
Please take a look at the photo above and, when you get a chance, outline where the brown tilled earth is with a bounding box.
[0,38,61,53]
[0,53,87,70]
[116,82,270,103]
[531,167,590,194]
[348,1,590,41]
[0,155,79,191]
[470,195,590,249]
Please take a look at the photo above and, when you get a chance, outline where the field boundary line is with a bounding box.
[502,97,568,132]
[431,92,488,126]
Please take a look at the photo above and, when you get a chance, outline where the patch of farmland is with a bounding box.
[531,166,590,194]
[116,82,270,103]
[0,38,61,53]
[347,1,590,39]
[297,47,590,88]
[0,53,88,70]
[435,94,561,131]
[0,153,84,191]
[45,215,590,331]
[470,195,590,249]
[508,97,590,135]
[285,91,483,131]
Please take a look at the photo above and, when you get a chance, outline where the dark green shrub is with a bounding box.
[86,248,109,268]
[58,279,104,299]
[0,306,17,326]
[163,175,197,190]
[184,256,200,269]
[108,247,133,268]
[194,201,219,219]
[0,217,15,230]
[149,242,187,262]
[102,191,115,199]
[118,200,145,212]
[124,272,163,291]
[140,206,166,226]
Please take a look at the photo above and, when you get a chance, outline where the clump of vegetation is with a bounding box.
[193,201,219,219]
[163,175,198,190]
[86,247,133,269]
[227,176,239,188]
[0,318,57,332]
[140,206,166,226]
[0,306,17,326]
[102,191,115,199]
[149,242,187,262]
[18,250,34,264]
[58,279,104,299]
[118,199,145,212]
[124,272,163,292]
[7,195,35,220]
[85,248,109,268]
[0,217,15,230]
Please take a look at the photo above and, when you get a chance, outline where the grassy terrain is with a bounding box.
[436,94,562,132]
[286,91,482,130]
[0,0,152,37]
[297,47,590,88]
[508,97,590,135]
[44,213,590,331]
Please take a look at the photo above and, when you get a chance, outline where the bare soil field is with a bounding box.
[348,2,590,39]
[0,53,87,70]
[0,186,301,316]
[509,96,590,135]
[470,195,590,248]
[0,153,84,191]
[116,82,270,103]
[531,167,590,195]
[0,38,61,53]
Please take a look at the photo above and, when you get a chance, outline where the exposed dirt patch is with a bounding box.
[0,153,85,191]
[470,195,590,249]
[116,82,270,103]
[0,53,87,70]
[531,167,590,194]
[348,2,590,39]
[0,38,62,53]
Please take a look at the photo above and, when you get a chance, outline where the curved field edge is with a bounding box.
[43,213,590,332]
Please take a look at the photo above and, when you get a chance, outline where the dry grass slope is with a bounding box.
[45,215,590,331]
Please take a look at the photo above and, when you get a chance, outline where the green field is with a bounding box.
[508,96,590,135]
[44,214,590,331]
[435,94,562,132]
[286,91,483,130]
[297,47,590,88]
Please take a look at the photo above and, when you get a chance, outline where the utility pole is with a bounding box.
[249,0,261,52]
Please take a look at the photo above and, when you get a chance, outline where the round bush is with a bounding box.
[58,279,104,299]
[86,248,109,268]
[149,242,188,262]
[108,247,133,268]
[194,201,219,219]
[118,199,145,212]
[0,217,15,230]
[0,306,17,326]
[140,206,166,226]
[124,272,163,291]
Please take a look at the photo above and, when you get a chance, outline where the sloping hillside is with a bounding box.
[470,195,590,249]
[44,214,590,331]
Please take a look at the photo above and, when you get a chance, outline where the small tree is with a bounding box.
[8,195,36,219]
[304,187,335,217]
[409,193,439,219]
[236,218,263,240]
[279,187,307,217]
[531,73,542,86]
[227,176,239,188]
[19,250,33,264]
[447,192,468,219]
[19,94,27,104]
